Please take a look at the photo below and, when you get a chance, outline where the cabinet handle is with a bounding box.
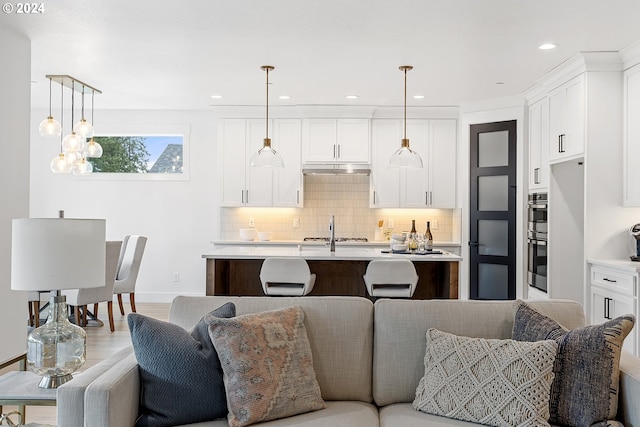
[604,297,612,320]
[534,168,540,184]
[429,191,433,205]
[297,190,300,204]
[241,190,245,204]
[558,134,566,153]
[333,145,336,159]
[373,191,377,205]
[603,277,617,283]
[337,144,341,158]
[425,192,428,205]
[246,190,249,204]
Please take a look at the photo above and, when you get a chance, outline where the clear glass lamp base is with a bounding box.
[27,294,87,389]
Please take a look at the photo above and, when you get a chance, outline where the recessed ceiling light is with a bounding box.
[279,95,290,100]
[345,95,359,99]
[413,95,425,99]
[495,82,505,85]
[210,95,223,99]
[538,43,557,50]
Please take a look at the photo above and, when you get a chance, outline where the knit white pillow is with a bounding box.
[413,329,558,427]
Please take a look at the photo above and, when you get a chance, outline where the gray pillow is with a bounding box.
[512,301,635,427]
[128,302,235,427]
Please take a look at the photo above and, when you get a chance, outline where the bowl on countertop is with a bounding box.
[391,243,409,252]
[239,228,257,241]
[257,231,273,241]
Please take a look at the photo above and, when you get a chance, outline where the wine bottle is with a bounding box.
[424,221,433,250]
[409,220,418,250]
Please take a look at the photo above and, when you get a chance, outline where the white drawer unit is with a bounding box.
[588,260,639,356]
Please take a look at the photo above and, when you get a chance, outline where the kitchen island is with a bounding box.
[203,246,462,300]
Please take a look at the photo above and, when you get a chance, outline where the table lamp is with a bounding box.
[11,218,106,388]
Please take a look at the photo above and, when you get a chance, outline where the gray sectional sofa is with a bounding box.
[57,296,640,427]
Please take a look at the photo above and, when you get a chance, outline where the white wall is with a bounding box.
[30,110,219,302]
[0,27,30,365]
[459,96,527,300]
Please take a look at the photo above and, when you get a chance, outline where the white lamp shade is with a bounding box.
[11,218,106,291]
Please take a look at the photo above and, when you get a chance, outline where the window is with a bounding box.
[91,136,183,174]
[82,123,190,181]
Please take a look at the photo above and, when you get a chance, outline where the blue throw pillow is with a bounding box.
[128,302,235,427]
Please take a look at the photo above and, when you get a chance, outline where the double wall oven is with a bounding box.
[527,193,547,293]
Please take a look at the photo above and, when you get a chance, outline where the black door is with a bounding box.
[469,120,517,300]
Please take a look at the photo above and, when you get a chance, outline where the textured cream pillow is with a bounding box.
[208,306,325,427]
[413,329,558,427]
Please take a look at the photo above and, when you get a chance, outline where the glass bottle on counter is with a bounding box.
[408,220,418,251]
[424,221,433,250]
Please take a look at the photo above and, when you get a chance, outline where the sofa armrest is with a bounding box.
[619,351,640,427]
[84,352,140,427]
[57,346,134,427]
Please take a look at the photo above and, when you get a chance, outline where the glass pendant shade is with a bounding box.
[250,138,284,167]
[62,132,85,153]
[27,294,86,388]
[72,158,93,175]
[39,116,62,137]
[50,153,73,173]
[74,119,94,138]
[389,139,423,168]
[389,65,423,168]
[84,138,103,158]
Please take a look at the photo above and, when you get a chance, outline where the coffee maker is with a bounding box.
[630,223,640,261]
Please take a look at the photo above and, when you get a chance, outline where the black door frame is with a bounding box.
[469,120,517,300]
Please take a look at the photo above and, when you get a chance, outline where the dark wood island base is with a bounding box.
[206,258,458,300]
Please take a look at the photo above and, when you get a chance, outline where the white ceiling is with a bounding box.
[3,0,640,111]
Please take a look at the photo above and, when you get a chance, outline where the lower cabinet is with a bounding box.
[588,261,638,356]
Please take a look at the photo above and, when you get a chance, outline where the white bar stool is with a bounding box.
[363,259,419,298]
[260,258,316,296]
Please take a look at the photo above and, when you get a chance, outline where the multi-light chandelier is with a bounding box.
[39,75,102,174]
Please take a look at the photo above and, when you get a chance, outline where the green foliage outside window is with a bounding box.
[90,136,151,173]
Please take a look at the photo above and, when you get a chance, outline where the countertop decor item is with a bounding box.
[239,228,257,241]
[389,65,423,168]
[11,217,106,388]
[250,65,284,168]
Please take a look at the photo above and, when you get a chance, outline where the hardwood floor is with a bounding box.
[1,302,170,425]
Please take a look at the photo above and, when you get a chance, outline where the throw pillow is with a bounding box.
[413,328,558,427]
[512,301,635,427]
[208,306,325,427]
[127,302,236,427]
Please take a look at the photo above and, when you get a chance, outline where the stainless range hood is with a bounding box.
[302,163,371,175]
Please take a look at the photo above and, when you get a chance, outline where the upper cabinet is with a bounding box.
[302,118,370,163]
[528,97,550,191]
[370,118,457,208]
[218,118,302,207]
[624,63,640,206]
[548,75,585,163]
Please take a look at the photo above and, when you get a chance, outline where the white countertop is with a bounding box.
[211,239,461,248]
[587,258,640,273]
[203,246,462,262]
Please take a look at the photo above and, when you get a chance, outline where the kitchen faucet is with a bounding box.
[329,215,335,252]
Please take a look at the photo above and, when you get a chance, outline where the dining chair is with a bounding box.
[113,235,147,315]
[63,240,122,332]
[363,258,419,298]
[259,257,316,296]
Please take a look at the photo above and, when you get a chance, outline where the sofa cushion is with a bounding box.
[512,301,635,427]
[208,306,325,427]
[413,328,557,427]
[170,296,374,402]
[127,302,235,427]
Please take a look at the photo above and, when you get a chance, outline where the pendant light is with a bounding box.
[62,81,85,153]
[51,83,72,173]
[250,65,284,168]
[73,85,94,138]
[84,92,103,158]
[39,77,62,137]
[389,65,423,168]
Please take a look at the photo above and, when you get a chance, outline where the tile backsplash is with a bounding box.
[220,175,460,242]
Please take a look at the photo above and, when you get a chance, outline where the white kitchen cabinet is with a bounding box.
[624,63,640,206]
[528,97,549,191]
[548,75,584,163]
[302,118,370,163]
[219,118,302,207]
[589,261,638,356]
[370,118,457,208]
